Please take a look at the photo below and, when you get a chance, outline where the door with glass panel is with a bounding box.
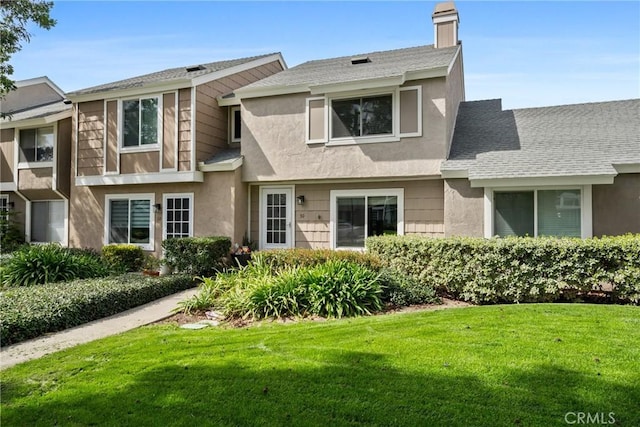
[261,188,293,249]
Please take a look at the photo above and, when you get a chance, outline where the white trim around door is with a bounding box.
[259,186,295,250]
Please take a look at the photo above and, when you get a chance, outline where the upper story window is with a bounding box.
[230,106,241,143]
[306,86,421,145]
[123,97,159,148]
[19,126,54,164]
[331,95,393,139]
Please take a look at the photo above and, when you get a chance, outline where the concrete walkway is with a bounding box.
[0,287,199,370]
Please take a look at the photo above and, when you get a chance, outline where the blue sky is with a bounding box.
[11,1,640,109]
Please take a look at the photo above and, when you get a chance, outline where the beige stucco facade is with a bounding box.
[443,178,484,237]
[241,74,464,182]
[69,169,248,256]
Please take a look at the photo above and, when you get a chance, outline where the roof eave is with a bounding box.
[469,174,617,188]
[67,79,192,103]
[0,108,72,128]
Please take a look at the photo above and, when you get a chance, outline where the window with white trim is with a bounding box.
[0,195,9,224]
[19,127,54,163]
[331,94,393,139]
[31,200,64,243]
[107,195,154,249]
[230,106,241,143]
[122,97,159,147]
[163,194,193,239]
[494,189,582,237]
[331,189,404,249]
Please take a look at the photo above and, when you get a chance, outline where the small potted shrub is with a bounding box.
[142,254,161,276]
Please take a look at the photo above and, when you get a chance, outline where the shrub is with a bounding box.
[101,244,145,273]
[2,244,112,287]
[367,234,640,305]
[0,210,25,253]
[162,236,231,277]
[179,255,384,320]
[379,268,440,307]
[258,248,383,271]
[1,274,195,346]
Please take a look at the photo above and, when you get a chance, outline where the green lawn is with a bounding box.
[2,304,639,426]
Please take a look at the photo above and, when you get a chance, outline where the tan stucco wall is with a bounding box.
[56,118,72,198]
[249,179,444,249]
[0,128,15,183]
[445,49,464,156]
[69,170,247,256]
[242,77,449,183]
[195,60,285,164]
[593,173,640,236]
[443,178,484,237]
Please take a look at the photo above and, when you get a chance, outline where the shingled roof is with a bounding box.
[67,53,279,96]
[442,99,640,182]
[236,44,459,96]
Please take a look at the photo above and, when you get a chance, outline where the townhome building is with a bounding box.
[2,2,637,255]
[1,77,73,245]
[65,54,284,255]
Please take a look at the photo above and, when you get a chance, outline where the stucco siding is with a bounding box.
[56,117,72,198]
[445,49,464,156]
[69,171,247,256]
[250,185,259,245]
[242,77,448,182]
[195,60,285,164]
[77,101,105,176]
[592,173,640,236]
[443,178,483,237]
[1,128,15,183]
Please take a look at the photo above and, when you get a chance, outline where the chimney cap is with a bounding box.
[432,2,458,18]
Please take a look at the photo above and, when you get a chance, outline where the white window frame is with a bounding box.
[162,193,194,240]
[330,188,404,250]
[0,195,9,223]
[119,95,162,152]
[17,124,56,169]
[230,106,241,143]
[104,193,155,251]
[29,199,68,245]
[484,185,593,238]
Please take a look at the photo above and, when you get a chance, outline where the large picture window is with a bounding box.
[19,127,54,164]
[31,200,64,243]
[123,97,159,147]
[494,189,582,237]
[331,95,393,139]
[163,194,193,239]
[107,195,153,249]
[331,189,404,249]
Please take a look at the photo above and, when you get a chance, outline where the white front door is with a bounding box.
[261,187,293,249]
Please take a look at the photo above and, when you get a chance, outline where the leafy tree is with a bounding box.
[0,0,56,98]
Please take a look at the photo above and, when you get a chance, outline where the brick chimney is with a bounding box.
[432,2,459,48]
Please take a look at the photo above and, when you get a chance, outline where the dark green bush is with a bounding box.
[162,236,231,277]
[101,244,145,272]
[367,234,640,305]
[379,268,440,306]
[2,244,112,287]
[1,274,195,346]
[0,210,25,253]
[258,248,383,271]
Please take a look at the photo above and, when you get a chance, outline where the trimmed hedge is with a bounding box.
[162,236,231,277]
[101,244,145,273]
[367,235,640,305]
[2,244,112,287]
[0,274,195,346]
[258,248,383,271]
